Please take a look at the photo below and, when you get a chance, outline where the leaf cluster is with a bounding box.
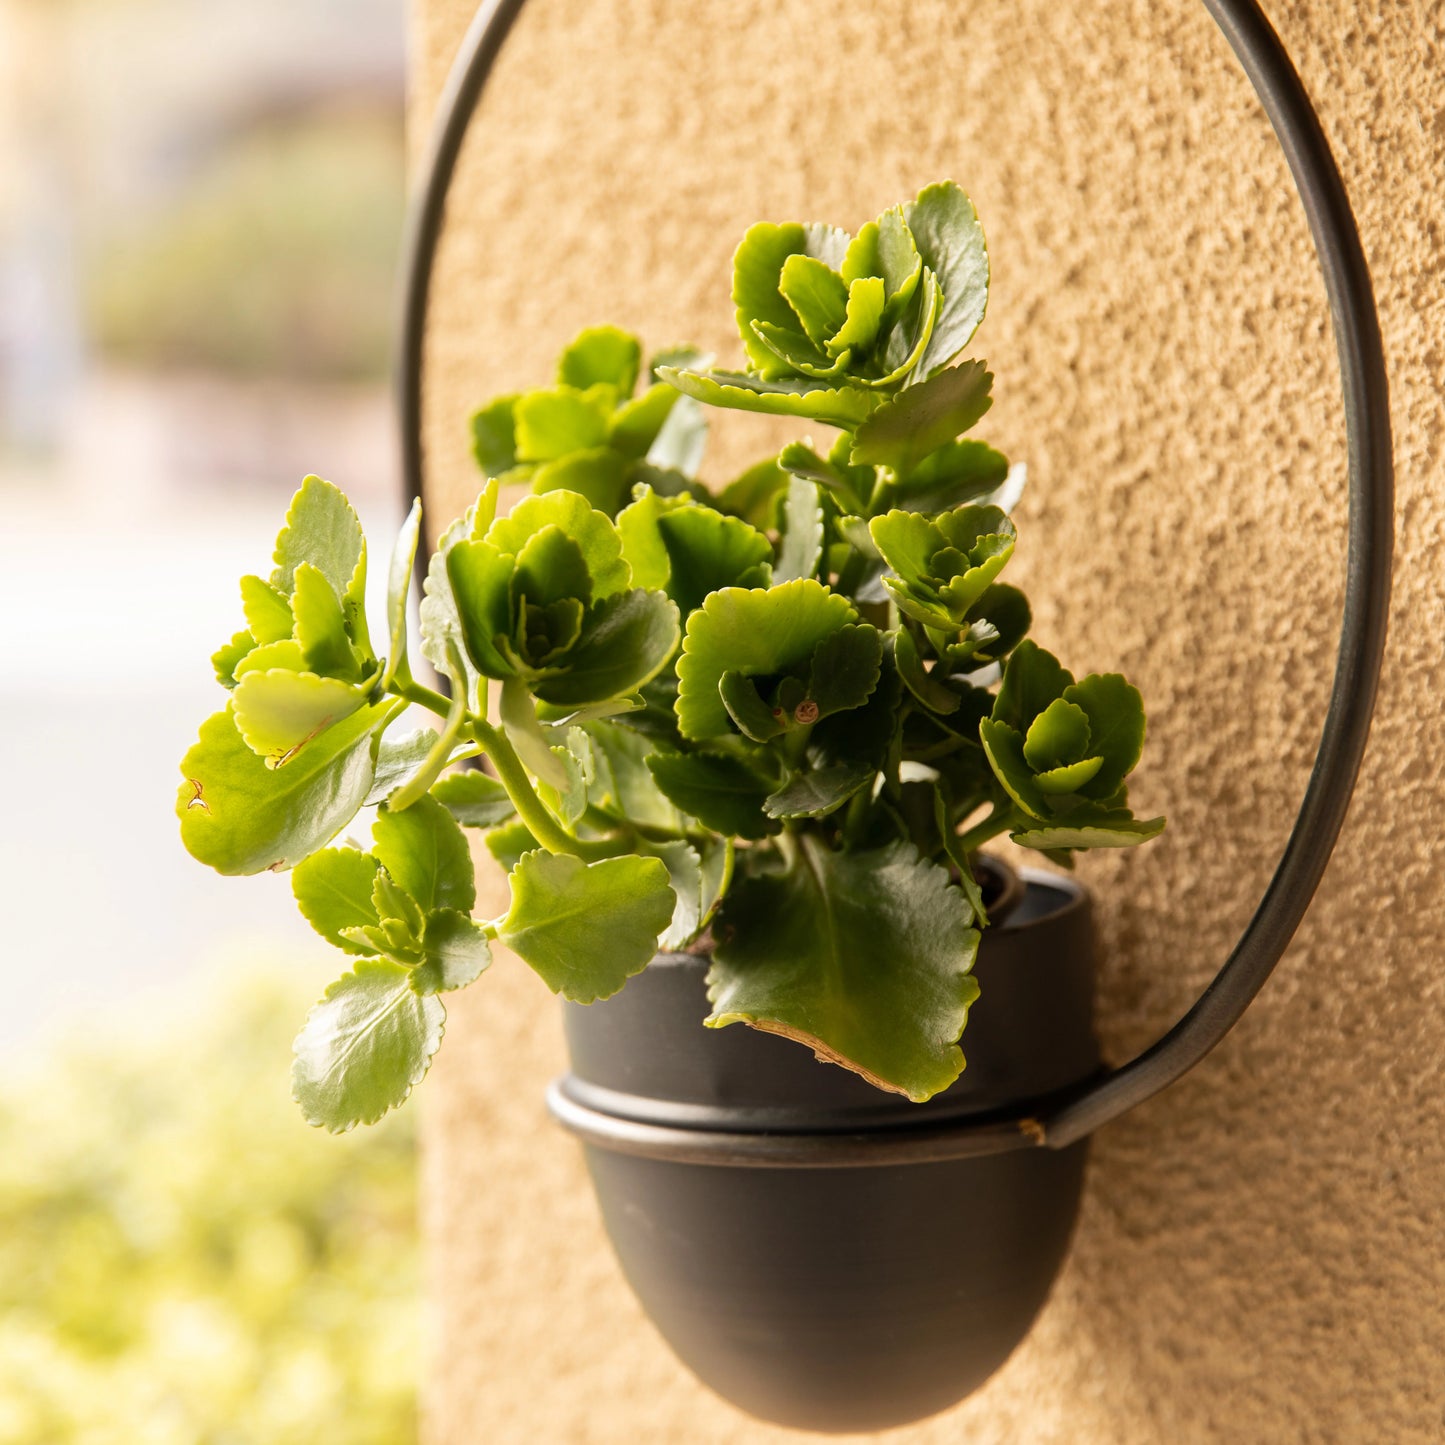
[178,181,1164,1131]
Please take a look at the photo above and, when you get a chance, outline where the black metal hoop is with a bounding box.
[396,0,1393,1155]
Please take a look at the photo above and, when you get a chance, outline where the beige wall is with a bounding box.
[410,2,1444,1439]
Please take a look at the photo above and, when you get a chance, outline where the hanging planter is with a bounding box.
[172,0,1391,1433]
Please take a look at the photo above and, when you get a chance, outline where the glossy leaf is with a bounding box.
[272,475,366,614]
[382,498,422,688]
[292,563,360,682]
[676,580,858,740]
[292,959,445,1132]
[499,852,675,1002]
[430,770,517,829]
[292,847,383,955]
[850,361,994,473]
[646,750,778,838]
[240,575,294,645]
[708,839,979,1101]
[487,490,630,598]
[904,181,990,377]
[232,669,369,767]
[657,367,882,427]
[762,762,875,819]
[178,702,395,875]
[410,910,493,996]
[776,477,823,583]
[532,589,680,708]
[372,794,475,915]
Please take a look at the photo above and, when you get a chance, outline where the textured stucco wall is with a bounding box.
[409,2,1444,1439]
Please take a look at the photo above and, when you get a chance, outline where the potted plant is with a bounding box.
[179,181,1164,1431]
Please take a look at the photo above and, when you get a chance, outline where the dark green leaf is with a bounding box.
[763,762,875,819]
[850,362,994,473]
[978,718,1049,821]
[292,959,445,1132]
[991,640,1075,732]
[646,750,778,838]
[806,622,883,719]
[895,626,961,714]
[499,852,674,1002]
[715,459,789,531]
[718,670,789,741]
[709,838,979,1101]
[532,589,680,708]
[1062,673,1147,800]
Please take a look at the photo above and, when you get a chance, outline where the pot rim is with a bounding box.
[549,869,1101,1169]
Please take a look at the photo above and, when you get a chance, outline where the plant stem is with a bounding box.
[955,801,1013,853]
[471,720,612,860]
[394,677,455,719]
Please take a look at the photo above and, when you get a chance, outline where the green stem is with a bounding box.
[471,720,612,860]
[394,677,454,719]
[955,801,1014,853]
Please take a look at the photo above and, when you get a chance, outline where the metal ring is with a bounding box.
[396,0,1393,1156]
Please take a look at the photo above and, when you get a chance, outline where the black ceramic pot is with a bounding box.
[548,870,1097,1434]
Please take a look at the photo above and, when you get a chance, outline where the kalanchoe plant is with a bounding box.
[178,180,1163,1131]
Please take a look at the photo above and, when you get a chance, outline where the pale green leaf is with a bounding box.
[292,847,382,955]
[292,562,360,681]
[212,630,256,688]
[513,386,612,462]
[557,325,642,395]
[410,910,493,995]
[658,367,882,427]
[486,490,630,598]
[178,701,396,875]
[382,498,422,689]
[271,475,366,614]
[372,792,475,915]
[776,477,823,583]
[850,361,994,472]
[232,669,370,767]
[430,770,517,828]
[905,180,990,378]
[240,575,294,645]
[292,959,445,1131]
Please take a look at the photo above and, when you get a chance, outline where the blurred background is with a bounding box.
[0,0,419,1437]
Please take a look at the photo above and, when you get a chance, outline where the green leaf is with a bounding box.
[715,459,789,531]
[905,181,990,378]
[382,499,422,688]
[966,582,1032,660]
[1023,698,1092,772]
[645,393,708,476]
[532,589,680,709]
[538,725,596,827]
[978,719,1049,821]
[212,630,256,688]
[608,382,676,458]
[732,222,811,371]
[483,819,539,873]
[430,770,517,828]
[676,579,858,740]
[529,448,630,516]
[763,762,875,819]
[388,645,471,813]
[776,477,823,583]
[292,959,446,1132]
[410,910,493,995]
[708,838,979,1101]
[992,640,1075,733]
[806,622,883,719]
[586,720,687,831]
[499,852,675,1002]
[558,325,641,396]
[875,266,941,384]
[1062,673,1148,800]
[617,492,773,616]
[658,367,882,427]
[419,504,483,704]
[828,275,886,359]
[1012,813,1166,850]
[889,439,1010,512]
[486,490,630,598]
[777,441,868,513]
[778,253,849,347]
[366,728,438,806]
[293,847,383,955]
[639,840,705,952]
[447,538,520,680]
[292,563,360,682]
[232,669,370,766]
[470,396,519,476]
[850,362,994,472]
[272,476,366,615]
[372,793,475,915]
[646,750,778,838]
[234,639,306,677]
[372,869,425,942]
[718,671,789,742]
[178,701,396,875]
[499,677,570,788]
[933,788,988,928]
[513,386,611,462]
[240,575,294,645]
[895,627,960,714]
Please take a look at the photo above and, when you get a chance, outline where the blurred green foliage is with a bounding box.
[0,970,417,1444]
[86,110,404,382]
